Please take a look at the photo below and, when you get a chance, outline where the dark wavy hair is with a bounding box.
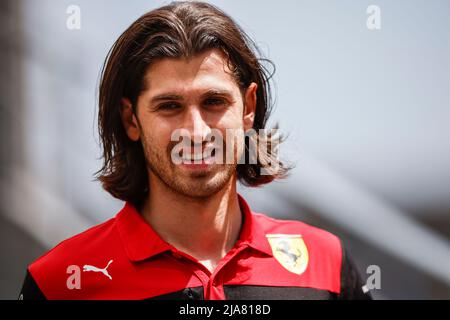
[96,1,291,206]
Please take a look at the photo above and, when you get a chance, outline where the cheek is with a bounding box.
[140,119,174,151]
[216,106,245,130]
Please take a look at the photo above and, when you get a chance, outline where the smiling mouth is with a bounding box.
[181,149,216,162]
[180,149,217,166]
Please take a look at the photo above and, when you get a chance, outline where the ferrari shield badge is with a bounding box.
[266,234,309,275]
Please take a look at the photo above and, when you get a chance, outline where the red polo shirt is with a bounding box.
[20,194,371,300]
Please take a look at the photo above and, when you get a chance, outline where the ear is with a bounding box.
[120,98,141,141]
[243,82,257,131]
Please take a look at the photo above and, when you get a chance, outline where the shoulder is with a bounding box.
[253,212,343,257]
[30,217,117,271]
[26,216,121,297]
[251,212,344,294]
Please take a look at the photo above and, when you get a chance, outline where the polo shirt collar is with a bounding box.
[115,193,273,262]
[235,194,273,256]
[116,202,173,262]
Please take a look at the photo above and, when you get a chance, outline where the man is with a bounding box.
[19,1,371,300]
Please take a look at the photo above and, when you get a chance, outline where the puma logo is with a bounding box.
[82,260,113,280]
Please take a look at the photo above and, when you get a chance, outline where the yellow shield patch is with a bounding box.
[266,234,309,275]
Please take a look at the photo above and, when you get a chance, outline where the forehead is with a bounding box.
[142,49,239,95]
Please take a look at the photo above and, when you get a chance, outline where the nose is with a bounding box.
[182,106,211,145]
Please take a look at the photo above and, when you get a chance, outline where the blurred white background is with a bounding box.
[0,0,449,299]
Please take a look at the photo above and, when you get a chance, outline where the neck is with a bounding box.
[140,175,242,272]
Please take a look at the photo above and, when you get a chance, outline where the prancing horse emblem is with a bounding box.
[266,234,309,275]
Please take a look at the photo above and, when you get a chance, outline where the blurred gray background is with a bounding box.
[1,0,449,299]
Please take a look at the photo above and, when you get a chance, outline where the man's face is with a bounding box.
[122,49,256,198]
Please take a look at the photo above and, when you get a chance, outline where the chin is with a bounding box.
[177,173,233,198]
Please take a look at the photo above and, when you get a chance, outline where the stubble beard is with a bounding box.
[141,134,238,199]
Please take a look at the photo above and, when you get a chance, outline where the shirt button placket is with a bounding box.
[208,278,225,300]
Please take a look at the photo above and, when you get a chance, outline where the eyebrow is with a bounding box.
[149,89,233,104]
[150,93,183,103]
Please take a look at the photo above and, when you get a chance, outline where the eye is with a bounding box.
[158,102,181,111]
[204,97,226,107]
